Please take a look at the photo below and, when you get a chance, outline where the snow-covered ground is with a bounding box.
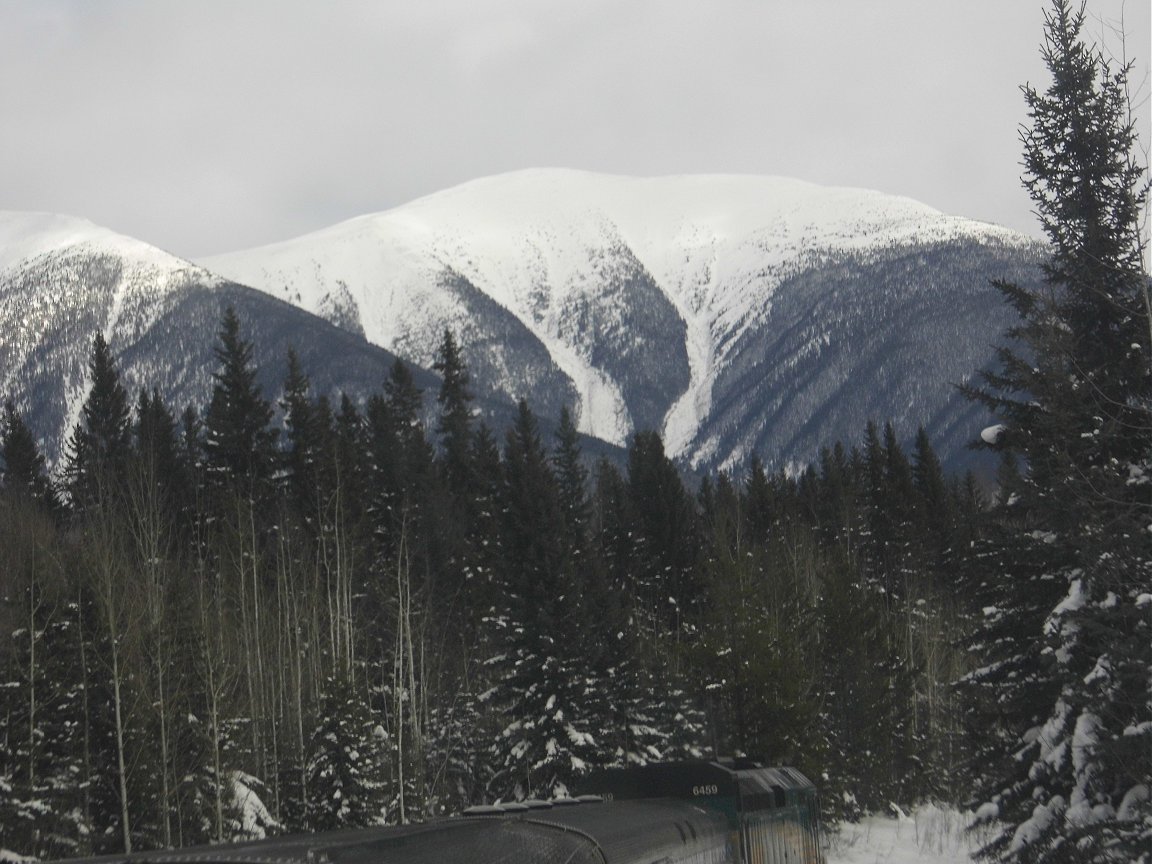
[827,805,980,864]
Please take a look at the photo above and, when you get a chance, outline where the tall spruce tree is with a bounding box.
[911,426,952,571]
[279,346,322,518]
[482,399,600,800]
[963,3,1151,861]
[552,406,591,561]
[433,328,474,496]
[599,434,707,766]
[134,388,188,529]
[375,358,434,516]
[367,357,437,588]
[200,307,279,801]
[1,400,59,512]
[203,307,277,491]
[626,430,702,644]
[695,472,817,770]
[64,332,132,511]
[305,681,388,830]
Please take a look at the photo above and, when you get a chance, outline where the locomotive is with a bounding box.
[62,760,824,864]
[575,759,825,863]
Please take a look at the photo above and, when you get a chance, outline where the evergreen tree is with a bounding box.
[552,406,591,562]
[906,428,971,798]
[332,393,369,529]
[370,358,434,527]
[454,421,508,651]
[127,387,189,848]
[420,421,508,814]
[911,426,952,570]
[178,405,206,507]
[882,422,917,545]
[482,400,599,800]
[1,399,59,512]
[625,430,701,644]
[814,550,900,819]
[64,332,132,510]
[279,346,322,518]
[815,442,859,544]
[963,4,1151,861]
[743,455,778,544]
[305,681,387,830]
[695,473,817,770]
[369,356,439,595]
[592,441,707,770]
[134,388,188,527]
[433,328,474,496]
[200,307,279,802]
[861,421,899,593]
[203,307,277,491]
[468,422,506,584]
[0,510,95,859]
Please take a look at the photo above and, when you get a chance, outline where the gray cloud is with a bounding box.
[2,0,1147,257]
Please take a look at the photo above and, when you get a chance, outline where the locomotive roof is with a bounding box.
[54,762,817,864]
[579,759,816,802]
[55,797,729,864]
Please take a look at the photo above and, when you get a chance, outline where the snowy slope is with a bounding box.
[828,806,982,864]
[201,169,1040,469]
[0,211,225,345]
[0,212,419,467]
[0,211,227,453]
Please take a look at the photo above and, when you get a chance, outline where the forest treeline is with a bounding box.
[2,306,991,857]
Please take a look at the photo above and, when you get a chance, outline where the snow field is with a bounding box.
[827,805,983,864]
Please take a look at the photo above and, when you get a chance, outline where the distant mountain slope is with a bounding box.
[0,212,442,467]
[201,169,1045,471]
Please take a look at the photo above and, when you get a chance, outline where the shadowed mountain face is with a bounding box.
[700,240,1045,473]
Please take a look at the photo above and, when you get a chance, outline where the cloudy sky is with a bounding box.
[2,1,1148,257]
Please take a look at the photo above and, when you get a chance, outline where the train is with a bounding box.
[61,760,824,864]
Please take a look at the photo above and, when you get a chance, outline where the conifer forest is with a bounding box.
[0,3,1149,863]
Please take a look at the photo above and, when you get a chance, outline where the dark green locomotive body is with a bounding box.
[53,761,823,864]
[580,759,824,864]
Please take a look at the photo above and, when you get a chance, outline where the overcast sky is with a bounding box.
[2,1,1148,258]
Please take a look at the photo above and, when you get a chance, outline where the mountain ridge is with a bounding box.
[0,212,452,467]
[199,169,1043,471]
[1,172,1046,474]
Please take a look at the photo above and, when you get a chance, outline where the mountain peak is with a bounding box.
[0,211,114,270]
[0,210,205,277]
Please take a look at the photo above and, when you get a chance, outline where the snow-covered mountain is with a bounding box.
[0,212,427,466]
[202,169,1045,472]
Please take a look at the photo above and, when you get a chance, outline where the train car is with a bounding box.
[579,759,824,864]
[54,760,823,864]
